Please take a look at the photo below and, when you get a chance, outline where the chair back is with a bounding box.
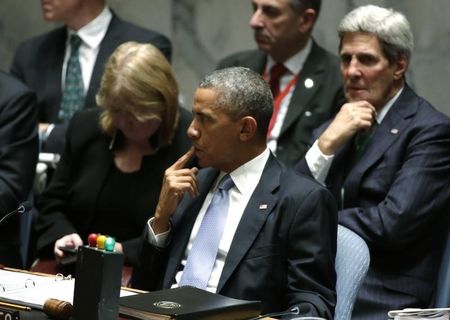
[335,225,370,320]
[435,224,450,307]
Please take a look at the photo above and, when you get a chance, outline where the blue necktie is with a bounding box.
[179,174,234,289]
[59,34,85,122]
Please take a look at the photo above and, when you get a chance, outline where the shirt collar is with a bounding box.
[67,6,112,49]
[376,86,404,124]
[266,38,312,76]
[215,148,270,195]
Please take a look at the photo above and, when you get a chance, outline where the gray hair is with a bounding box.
[338,5,414,64]
[199,67,273,138]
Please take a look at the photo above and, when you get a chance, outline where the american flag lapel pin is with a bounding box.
[259,203,268,210]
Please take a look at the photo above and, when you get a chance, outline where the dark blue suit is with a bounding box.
[0,72,39,268]
[132,154,338,319]
[296,85,450,319]
[10,12,171,153]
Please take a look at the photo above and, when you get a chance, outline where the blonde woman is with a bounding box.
[35,42,191,267]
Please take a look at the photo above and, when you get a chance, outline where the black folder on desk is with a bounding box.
[119,286,261,319]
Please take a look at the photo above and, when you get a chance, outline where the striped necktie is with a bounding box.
[59,34,85,122]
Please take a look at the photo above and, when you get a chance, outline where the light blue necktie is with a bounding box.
[179,174,234,289]
[59,34,85,122]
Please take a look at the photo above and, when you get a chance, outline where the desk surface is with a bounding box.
[18,310,48,319]
[19,310,130,319]
[31,258,132,287]
[2,261,134,319]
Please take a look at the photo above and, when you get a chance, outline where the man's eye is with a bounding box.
[340,55,351,65]
[195,114,206,123]
[358,55,377,65]
[263,6,280,18]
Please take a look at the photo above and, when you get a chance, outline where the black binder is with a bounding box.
[119,286,261,319]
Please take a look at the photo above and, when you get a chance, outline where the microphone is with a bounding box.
[0,201,32,226]
[248,306,327,320]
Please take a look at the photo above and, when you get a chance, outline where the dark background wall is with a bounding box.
[1,0,449,115]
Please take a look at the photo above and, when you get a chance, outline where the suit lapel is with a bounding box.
[280,41,329,135]
[43,28,66,120]
[217,155,280,292]
[84,14,122,109]
[163,169,220,288]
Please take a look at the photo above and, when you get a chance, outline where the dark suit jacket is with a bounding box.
[10,13,171,153]
[0,71,39,268]
[217,41,345,167]
[132,154,338,319]
[296,85,450,313]
[35,108,192,266]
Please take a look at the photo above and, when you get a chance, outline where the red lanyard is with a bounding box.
[272,74,299,107]
[264,69,299,136]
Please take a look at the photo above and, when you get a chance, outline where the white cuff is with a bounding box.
[39,123,55,144]
[43,124,55,141]
[146,217,170,247]
[305,140,335,185]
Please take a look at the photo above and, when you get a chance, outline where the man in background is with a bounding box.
[218,0,345,167]
[296,5,450,319]
[0,71,38,268]
[11,0,171,153]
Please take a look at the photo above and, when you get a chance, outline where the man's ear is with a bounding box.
[298,9,317,33]
[239,116,258,141]
[393,54,408,80]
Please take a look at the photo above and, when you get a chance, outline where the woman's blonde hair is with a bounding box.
[96,41,179,148]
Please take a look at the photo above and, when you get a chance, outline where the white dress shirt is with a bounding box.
[147,148,271,292]
[305,87,404,185]
[63,6,112,94]
[266,38,312,154]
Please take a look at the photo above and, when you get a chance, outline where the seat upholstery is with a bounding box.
[435,225,450,308]
[335,224,370,320]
